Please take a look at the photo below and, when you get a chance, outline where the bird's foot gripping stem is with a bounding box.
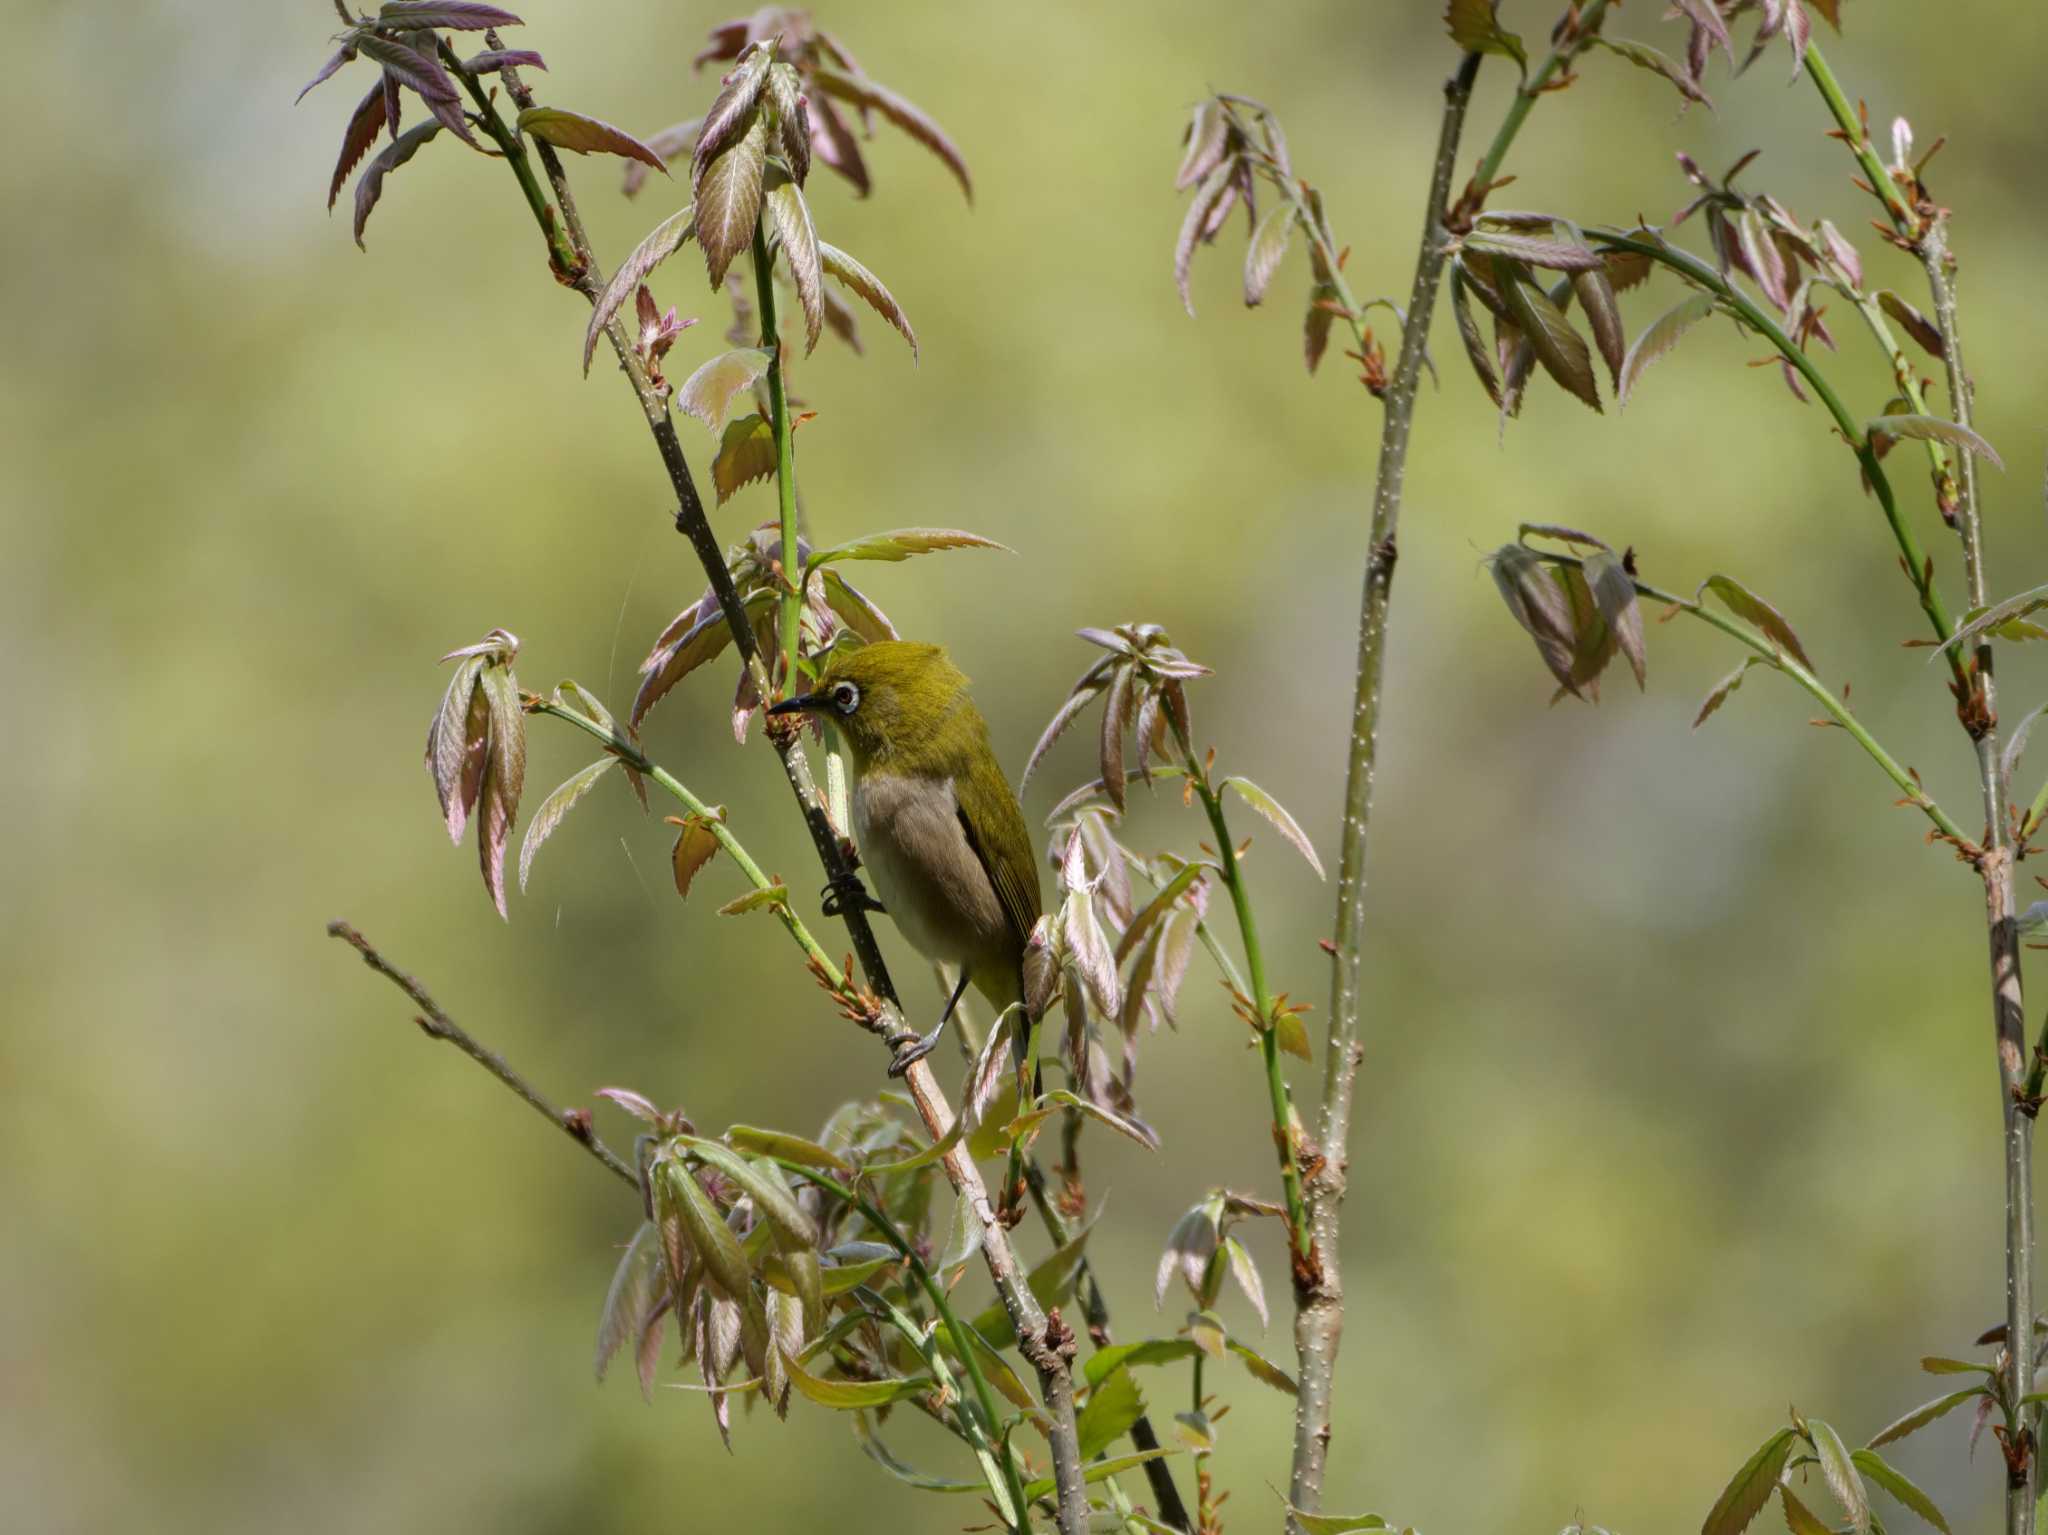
[820,871,884,919]
[884,969,975,1079]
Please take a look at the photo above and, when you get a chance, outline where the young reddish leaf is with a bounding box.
[766,62,810,185]
[1941,584,2048,658]
[584,204,696,373]
[1464,231,1607,272]
[1492,544,1580,694]
[1691,658,1764,729]
[696,113,769,289]
[806,528,1010,570]
[1176,99,1229,191]
[1866,1387,1985,1449]
[677,348,773,432]
[1502,267,1601,411]
[1618,292,1715,407]
[519,758,617,891]
[764,179,823,354]
[1174,161,1233,317]
[378,2,522,28]
[1867,413,2002,469]
[517,107,667,171]
[1573,264,1626,389]
[1222,778,1324,877]
[1242,205,1298,308]
[1702,575,1813,669]
[1589,34,1715,105]
[817,242,916,356]
[425,654,487,841]
[1222,1235,1268,1327]
[1448,266,1502,405]
[1701,1426,1796,1535]
[711,413,776,503]
[1817,218,1862,287]
[1582,551,1645,687]
[1022,675,1110,793]
[297,44,356,105]
[462,48,544,73]
[819,570,899,644]
[474,664,526,919]
[1304,282,1340,376]
[692,43,774,184]
[812,68,971,203]
[627,119,700,198]
[595,1220,663,1384]
[329,82,389,210]
[356,33,475,145]
[1672,0,1733,63]
[353,121,441,249]
[807,94,869,196]
[1096,666,1133,812]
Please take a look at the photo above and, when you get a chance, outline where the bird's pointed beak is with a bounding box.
[768,693,823,717]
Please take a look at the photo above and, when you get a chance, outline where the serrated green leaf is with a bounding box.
[1943,587,2048,657]
[1807,1419,1869,1535]
[1284,1507,1390,1534]
[594,1220,663,1383]
[765,178,823,354]
[1701,1425,1795,1535]
[818,241,917,356]
[1702,575,1813,670]
[518,757,616,892]
[1866,1385,1985,1450]
[781,1348,934,1409]
[657,1156,751,1301]
[1221,777,1324,878]
[806,528,1010,573]
[1868,413,2002,469]
[584,202,695,373]
[1444,0,1525,65]
[1590,35,1714,106]
[677,348,773,433]
[1693,656,1767,729]
[725,1125,855,1174]
[1502,265,1601,411]
[1083,1338,1202,1388]
[717,882,789,916]
[1918,1355,1994,1375]
[1779,1486,1833,1535]
[1618,292,1715,408]
[1077,1367,1146,1460]
[1852,1447,1950,1533]
[677,1136,818,1247]
[1227,1337,1297,1394]
[711,412,777,503]
[1021,1449,1180,1503]
[1243,204,1298,307]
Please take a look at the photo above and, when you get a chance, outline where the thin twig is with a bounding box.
[327,920,638,1186]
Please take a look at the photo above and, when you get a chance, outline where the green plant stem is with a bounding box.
[1802,43,1917,231]
[327,921,639,1183]
[1472,0,1609,187]
[751,225,803,690]
[1167,717,1309,1265]
[1819,277,1958,508]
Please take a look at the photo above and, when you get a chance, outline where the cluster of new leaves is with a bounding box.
[1700,1366,1975,1535]
[631,9,971,206]
[300,3,665,248]
[423,628,527,916]
[1171,95,1395,388]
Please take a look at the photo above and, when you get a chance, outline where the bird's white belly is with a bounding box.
[851,770,999,968]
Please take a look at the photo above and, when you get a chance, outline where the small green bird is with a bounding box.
[769,641,1041,1066]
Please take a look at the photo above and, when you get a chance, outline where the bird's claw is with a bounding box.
[821,871,884,919]
[885,1021,945,1078]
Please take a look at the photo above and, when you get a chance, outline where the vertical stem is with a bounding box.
[751,225,803,690]
[1290,50,1481,1532]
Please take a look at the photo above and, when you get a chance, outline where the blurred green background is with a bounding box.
[11,1,2048,1530]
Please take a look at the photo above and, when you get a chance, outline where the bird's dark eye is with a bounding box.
[833,682,861,714]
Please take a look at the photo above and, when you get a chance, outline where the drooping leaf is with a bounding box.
[1175,161,1234,317]
[1875,291,1945,359]
[692,42,773,177]
[329,82,389,210]
[352,120,441,249]
[1222,1235,1267,1326]
[1243,205,1298,308]
[1573,263,1626,389]
[1116,861,1206,964]
[782,1348,934,1409]
[517,106,666,171]
[584,203,695,372]
[666,815,720,898]
[356,33,471,145]
[1228,1337,1297,1394]
[817,242,917,357]
[1465,231,1608,271]
[1851,1447,1950,1534]
[711,413,777,503]
[1502,267,1601,411]
[766,61,810,185]
[765,179,823,353]
[657,1157,751,1302]
[1943,585,2048,657]
[1449,266,1502,405]
[1589,36,1714,106]
[677,348,773,432]
[1866,1388,1983,1449]
[1692,656,1766,728]
[378,2,522,28]
[296,44,355,104]
[1618,292,1716,407]
[1222,778,1324,878]
[2003,703,2048,791]
[519,757,616,891]
[461,48,545,74]
[475,663,526,919]
[1491,543,1580,694]
[1806,1419,1870,1535]
[595,1220,663,1383]
[1583,551,1645,687]
[677,1136,818,1247]
[1867,414,2002,470]
[811,68,971,203]
[807,94,869,196]
[1076,1367,1145,1460]
[1702,575,1813,669]
[697,112,769,289]
[1778,1487,1833,1535]
[806,529,1010,578]
[1176,99,1229,191]
[1700,1425,1796,1535]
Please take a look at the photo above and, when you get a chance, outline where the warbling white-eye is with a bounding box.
[770,641,1041,1066]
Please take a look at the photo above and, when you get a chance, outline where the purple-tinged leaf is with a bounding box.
[807,528,1009,571]
[1867,414,2001,470]
[1223,777,1325,878]
[696,113,769,289]
[1940,584,2048,659]
[1449,266,1501,405]
[1866,1387,1986,1449]
[1572,262,1625,388]
[1590,34,1715,109]
[1242,205,1297,308]
[627,119,700,198]
[812,68,972,203]
[1671,0,1734,65]
[692,43,774,186]
[1022,674,1110,793]
[711,413,776,503]
[357,31,461,109]
[1618,292,1715,407]
[595,1221,663,1383]
[1701,1426,1797,1535]
[808,95,869,197]
[1097,665,1133,813]
[820,281,862,353]
[297,43,356,105]
[596,1086,663,1122]
[353,120,442,249]
[1155,1207,1218,1308]
[817,242,916,357]
[1502,267,1601,412]
[329,81,388,210]
[1464,231,1608,271]
[519,757,617,892]
[1222,1235,1267,1327]
[1816,218,1862,287]
[462,48,544,73]
[692,19,750,71]
[764,179,823,354]
[1784,0,1811,79]
[382,65,403,143]
[1875,291,1946,359]
[378,2,522,29]
[819,571,898,645]
[426,654,487,841]
[518,106,667,171]
[1176,99,1229,191]
[476,663,526,918]
[1492,543,1580,694]
[677,348,772,433]
[1735,210,1791,312]
[766,62,810,185]
[1701,574,1813,668]
[1583,551,1645,688]
[585,203,695,373]
[1175,161,1233,317]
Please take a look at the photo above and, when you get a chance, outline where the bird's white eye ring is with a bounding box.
[833,682,861,714]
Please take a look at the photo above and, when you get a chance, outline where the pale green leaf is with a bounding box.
[518,758,616,892]
[677,348,773,433]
